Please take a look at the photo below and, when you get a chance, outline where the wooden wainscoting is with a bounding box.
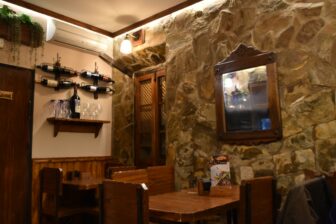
[32,156,120,224]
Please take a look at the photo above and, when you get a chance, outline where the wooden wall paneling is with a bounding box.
[31,156,119,224]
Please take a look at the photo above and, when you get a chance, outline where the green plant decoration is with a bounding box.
[0,5,44,48]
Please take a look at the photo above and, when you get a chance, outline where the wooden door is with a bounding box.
[0,63,34,224]
[134,69,166,167]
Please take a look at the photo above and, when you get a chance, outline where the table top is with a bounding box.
[62,178,104,190]
[149,185,240,222]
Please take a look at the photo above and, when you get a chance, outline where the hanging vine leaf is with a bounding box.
[0,5,44,48]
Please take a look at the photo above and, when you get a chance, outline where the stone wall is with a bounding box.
[113,0,336,194]
[111,67,134,164]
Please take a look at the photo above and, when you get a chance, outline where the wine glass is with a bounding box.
[96,103,102,118]
[90,102,98,119]
[87,102,96,119]
[62,100,70,118]
[59,100,69,118]
[48,100,58,117]
[81,101,89,119]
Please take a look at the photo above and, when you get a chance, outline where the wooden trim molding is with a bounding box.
[4,0,203,37]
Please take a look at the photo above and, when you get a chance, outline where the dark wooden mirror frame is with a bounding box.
[214,44,282,145]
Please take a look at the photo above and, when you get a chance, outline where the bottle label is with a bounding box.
[90,86,97,92]
[75,99,80,113]
[47,65,53,71]
[48,80,58,87]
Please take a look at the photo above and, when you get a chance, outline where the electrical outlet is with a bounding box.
[0,38,4,49]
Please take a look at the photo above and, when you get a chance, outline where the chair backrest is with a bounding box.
[38,167,63,221]
[147,165,175,195]
[239,176,276,224]
[111,169,149,185]
[103,180,149,224]
[105,166,136,179]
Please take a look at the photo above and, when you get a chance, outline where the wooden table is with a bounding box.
[149,186,240,223]
[63,178,104,190]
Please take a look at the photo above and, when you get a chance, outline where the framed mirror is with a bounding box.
[214,44,282,145]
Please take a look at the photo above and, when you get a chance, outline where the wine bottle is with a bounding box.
[100,75,114,83]
[80,70,100,79]
[81,84,98,92]
[41,77,58,88]
[80,70,114,83]
[40,78,76,89]
[69,85,81,119]
[58,80,76,89]
[80,84,114,93]
[63,67,77,76]
[96,86,114,93]
[37,64,77,77]
[37,63,54,73]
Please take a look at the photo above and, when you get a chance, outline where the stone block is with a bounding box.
[294,2,324,17]
[296,19,325,44]
[251,159,275,177]
[240,166,254,181]
[315,120,336,140]
[293,149,316,170]
[281,111,303,137]
[316,139,336,172]
[239,146,263,160]
[273,152,295,175]
[309,57,336,87]
[276,26,295,48]
[288,90,335,128]
[281,128,314,152]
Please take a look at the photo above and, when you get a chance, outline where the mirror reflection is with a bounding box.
[222,65,271,132]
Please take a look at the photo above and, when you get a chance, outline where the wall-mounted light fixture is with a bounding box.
[120,34,132,54]
[120,29,145,54]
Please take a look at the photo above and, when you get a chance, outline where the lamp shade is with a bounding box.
[120,38,132,54]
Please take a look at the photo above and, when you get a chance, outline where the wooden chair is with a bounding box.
[239,176,277,224]
[103,180,149,224]
[38,167,86,224]
[105,165,136,179]
[111,168,149,185]
[147,165,175,195]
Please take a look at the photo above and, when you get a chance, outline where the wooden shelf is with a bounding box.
[47,117,110,138]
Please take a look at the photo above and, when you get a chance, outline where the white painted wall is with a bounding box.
[0,41,113,158]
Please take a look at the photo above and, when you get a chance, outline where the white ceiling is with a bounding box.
[22,0,188,34]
